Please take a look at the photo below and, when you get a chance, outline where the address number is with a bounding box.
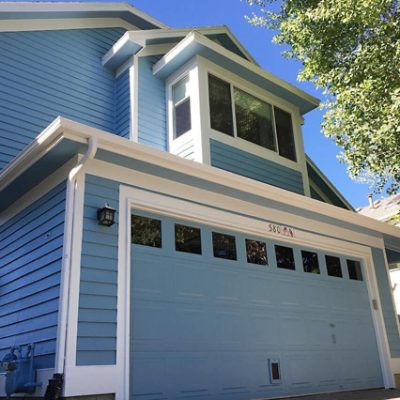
[268,223,294,238]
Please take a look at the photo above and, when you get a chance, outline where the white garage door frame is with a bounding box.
[117,182,394,400]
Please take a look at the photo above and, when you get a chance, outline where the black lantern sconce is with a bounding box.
[97,203,116,227]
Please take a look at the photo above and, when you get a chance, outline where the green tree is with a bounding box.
[246,0,400,194]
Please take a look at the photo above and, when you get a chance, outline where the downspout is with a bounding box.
[54,136,98,383]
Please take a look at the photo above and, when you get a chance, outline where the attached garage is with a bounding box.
[129,208,384,399]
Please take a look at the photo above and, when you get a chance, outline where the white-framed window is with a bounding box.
[208,73,297,162]
[172,75,191,138]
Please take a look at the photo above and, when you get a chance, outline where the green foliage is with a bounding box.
[246,0,400,194]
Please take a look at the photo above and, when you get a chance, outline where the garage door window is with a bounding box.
[246,239,268,265]
[212,232,237,260]
[275,245,295,270]
[302,250,320,274]
[175,224,202,254]
[326,255,342,278]
[347,259,363,281]
[131,215,162,248]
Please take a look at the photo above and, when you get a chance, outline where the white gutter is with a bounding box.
[55,136,98,376]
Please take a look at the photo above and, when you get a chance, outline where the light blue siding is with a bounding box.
[0,182,65,369]
[76,175,119,366]
[0,28,125,170]
[115,69,131,138]
[210,139,305,195]
[372,247,400,357]
[137,56,167,150]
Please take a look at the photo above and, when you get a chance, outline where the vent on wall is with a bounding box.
[269,359,282,384]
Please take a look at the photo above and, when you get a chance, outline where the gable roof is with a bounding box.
[102,26,257,69]
[0,2,168,30]
[306,156,354,211]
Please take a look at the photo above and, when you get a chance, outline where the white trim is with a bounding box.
[0,2,168,29]
[115,55,134,79]
[0,17,137,32]
[2,117,400,240]
[197,56,310,176]
[117,188,132,400]
[0,156,76,226]
[112,173,394,396]
[85,158,383,250]
[165,58,198,158]
[63,365,119,398]
[102,26,258,68]
[152,31,319,113]
[131,54,139,142]
[56,137,98,381]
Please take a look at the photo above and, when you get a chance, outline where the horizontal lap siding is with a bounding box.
[372,247,400,357]
[210,139,304,195]
[76,175,119,366]
[137,56,167,150]
[0,28,125,170]
[116,69,131,138]
[0,182,66,369]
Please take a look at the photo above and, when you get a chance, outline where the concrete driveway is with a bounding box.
[284,389,400,400]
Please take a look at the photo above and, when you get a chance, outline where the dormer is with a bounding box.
[105,29,319,197]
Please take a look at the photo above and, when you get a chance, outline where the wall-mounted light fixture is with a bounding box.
[97,203,116,227]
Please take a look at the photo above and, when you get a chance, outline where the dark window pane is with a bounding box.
[212,232,237,260]
[302,250,320,274]
[234,88,276,151]
[326,255,342,277]
[246,239,268,265]
[274,107,296,161]
[271,362,280,380]
[275,245,295,270]
[208,74,234,136]
[174,98,191,137]
[131,215,161,248]
[347,259,363,281]
[175,224,201,254]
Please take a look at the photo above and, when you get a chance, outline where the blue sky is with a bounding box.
[8,0,375,208]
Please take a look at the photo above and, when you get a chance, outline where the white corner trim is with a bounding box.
[63,365,119,398]
[0,17,137,32]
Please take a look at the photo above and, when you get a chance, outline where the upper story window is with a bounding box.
[208,73,297,162]
[172,75,191,138]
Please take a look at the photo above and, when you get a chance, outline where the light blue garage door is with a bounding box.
[130,211,383,400]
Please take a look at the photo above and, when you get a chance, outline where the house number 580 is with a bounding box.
[268,223,294,238]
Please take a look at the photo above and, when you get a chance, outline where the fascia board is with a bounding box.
[0,2,168,29]
[153,31,320,114]
[3,117,400,240]
[102,26,257,70]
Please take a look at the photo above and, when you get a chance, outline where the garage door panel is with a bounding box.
[279,315,307,346]
[247,312,279,347]
[172,259,210,303]
[130,211,383,399]
[246,275,278,307]
[132,253,173,301]
[211,267,243,305]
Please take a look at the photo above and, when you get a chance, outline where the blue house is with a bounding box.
[1,3,400,399]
